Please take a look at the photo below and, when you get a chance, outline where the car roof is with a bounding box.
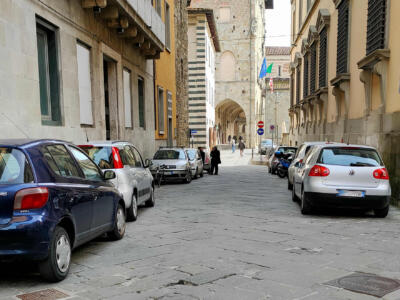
[317,144,377,150]
[157,148,184,151]
[300,141,343,146]
[0,139,70,148]
[79,140,133,147]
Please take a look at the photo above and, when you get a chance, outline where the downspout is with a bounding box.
[249,0,253,148]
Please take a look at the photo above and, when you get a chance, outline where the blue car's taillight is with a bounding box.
[14,187,49,210]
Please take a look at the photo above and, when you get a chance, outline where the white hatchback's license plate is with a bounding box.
[337,190,365,197]
[167,171,174,175]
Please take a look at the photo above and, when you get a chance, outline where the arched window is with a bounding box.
[218,51,236,81]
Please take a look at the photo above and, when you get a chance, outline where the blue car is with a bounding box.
[0,139,126,281]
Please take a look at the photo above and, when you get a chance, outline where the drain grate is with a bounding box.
[17,288,69,300]
[326,272,400,298]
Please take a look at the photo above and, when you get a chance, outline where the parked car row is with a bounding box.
[268,142,391,218]
[149,147,210,184]
[0,139,155,282]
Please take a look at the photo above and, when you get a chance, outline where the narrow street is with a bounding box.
[1,150,400,300]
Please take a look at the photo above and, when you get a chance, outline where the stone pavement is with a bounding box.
[1,150,400,300]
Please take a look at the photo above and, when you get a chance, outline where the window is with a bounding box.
[319,28,328,88]
[366,0,387,55]
[278,66,282,77]
[310,43,317,94]
[68,146,103,181]
[0,148,34,185]
[76,42,93,125]
[318,147,382,167]
[290,74,294,106]
[336,0,349,75]
[298,0,303,30]
[307,0,312,11]
[158,87,165,133]
[45,145,80,178]
[118,145,136,167]
[153,150,186,160]
[265,0,274,9]
[36,18,61,125]
[131,147,144,168]
[303,54,309,98]
[123,68,132,128]
[138,77,145,128]
[165,1,171,50]
[219,7,231,23]
[80,146,113,169]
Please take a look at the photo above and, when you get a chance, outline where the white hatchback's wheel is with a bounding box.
[127,194,138,222]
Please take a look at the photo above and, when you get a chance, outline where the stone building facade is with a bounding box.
[0,0,165,159]
[189,0,267,147]
[264,47,291,144]
[289,0,400,204]
[175,0,191,147]
[187,8,220,148]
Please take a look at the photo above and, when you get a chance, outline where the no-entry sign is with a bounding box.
[257,121,264,128]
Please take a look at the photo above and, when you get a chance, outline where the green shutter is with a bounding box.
[36,30,50,117]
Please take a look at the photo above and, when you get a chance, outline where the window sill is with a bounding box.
[165,47,171,54]
[42,119,62,126]
[330,73,350,87]
[316,87,329,96]
[357,49,390,70]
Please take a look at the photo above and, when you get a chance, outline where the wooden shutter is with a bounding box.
[303,55,309,98]
[310,43,317,94]
[336,0,349,75]
[138,77,145,128]
[319,28,327,88]
[123,69,132,128]
[367,0,386,55]
[296,66,301,104]
[76,43,93,125]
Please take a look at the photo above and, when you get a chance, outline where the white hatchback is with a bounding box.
[79,141,155,222]
[292,144,391,217]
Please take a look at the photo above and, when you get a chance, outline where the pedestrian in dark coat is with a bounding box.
[210,146,221,175]
[238,140,245,157]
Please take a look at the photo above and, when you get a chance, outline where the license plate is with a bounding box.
[337,190,365,197]
[167,171,174,175]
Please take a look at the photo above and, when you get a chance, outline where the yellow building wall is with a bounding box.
[386,0,400,113]
[154,0,176,141]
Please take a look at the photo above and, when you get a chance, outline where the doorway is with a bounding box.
[103,56,118,140]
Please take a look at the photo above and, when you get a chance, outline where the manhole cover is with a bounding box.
[326,272,400,297]
[17,288,69,300]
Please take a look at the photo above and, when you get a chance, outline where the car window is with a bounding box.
[68,147,103,181]
[0,148,34,184]
[80,146,113,169]
[45,145,81,178]
[118,145,137,167]
[154,150,186,160]
[303,146,316,165]
[305,147,319,165]
[131,147,143,168]
[318,147,382,166]
[187,150,196,161]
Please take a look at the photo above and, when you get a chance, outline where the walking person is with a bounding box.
[231,138,236,153]
[210,146,221,175]
[239,140,246,157]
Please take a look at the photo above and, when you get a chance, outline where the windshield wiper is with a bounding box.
[350,162,375,167]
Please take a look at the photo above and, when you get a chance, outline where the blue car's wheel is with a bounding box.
[38,226,71,282]
[109,203,126,240]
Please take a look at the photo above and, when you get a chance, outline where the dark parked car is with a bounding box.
[0,139,126,282]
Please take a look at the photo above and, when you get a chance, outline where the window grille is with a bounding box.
[336,0,349,75]
[319,28,327,88]
[366,0,386,55]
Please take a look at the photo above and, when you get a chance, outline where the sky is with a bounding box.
[265,0,291,47]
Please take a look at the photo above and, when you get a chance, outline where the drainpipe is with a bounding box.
[249,0,253,149]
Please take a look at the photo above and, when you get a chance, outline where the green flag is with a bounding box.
[266,63,273,74]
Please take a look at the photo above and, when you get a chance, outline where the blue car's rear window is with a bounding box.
[0,147,34,184]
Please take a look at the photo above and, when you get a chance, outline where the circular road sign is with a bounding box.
[257,121,264,128]
[257,128,264,135]
[270,125,275,131]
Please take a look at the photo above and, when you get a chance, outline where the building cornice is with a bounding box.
[316,9,330,33]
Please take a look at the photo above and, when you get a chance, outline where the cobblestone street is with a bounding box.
[1,150,400,300]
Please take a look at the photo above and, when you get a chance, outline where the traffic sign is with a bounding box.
[270,125,275,131]
[257,128,264,135]
[257,121,264,128]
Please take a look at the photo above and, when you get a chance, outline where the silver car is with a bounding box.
[185,148,204,178]
[292,144,391,217]
[150,148,192,183]
[288,142,342,190]
[79,141,155,222]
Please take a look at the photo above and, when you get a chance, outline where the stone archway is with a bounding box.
[215,99,247,144]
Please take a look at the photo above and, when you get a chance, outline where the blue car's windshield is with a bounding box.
[0,148,34,185]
